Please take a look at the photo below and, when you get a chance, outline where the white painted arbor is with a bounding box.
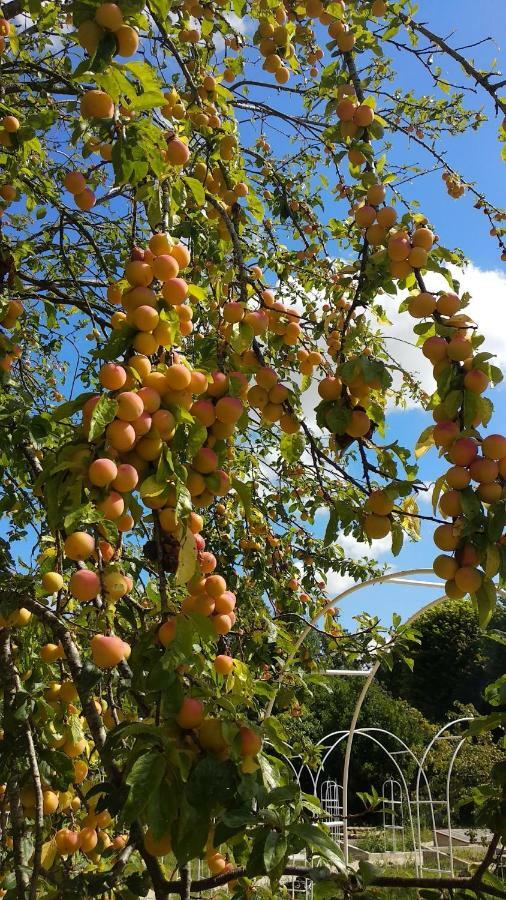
[275,568,505,897]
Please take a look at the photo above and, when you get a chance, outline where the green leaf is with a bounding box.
[263,830,288,873]
[63,501,100,532]
[289,823,344,869]
[473,580,497,628]
[391,525,403,557]
[146,777,178,840]
[187,757,238,813]
[280,432,305,464]
[186,422,208,457]
[184,177,205,206]
[171,794,209,864]
[121,61,166,110]
[359,859,379,886]
[459,488,482,520]
[232,477,253,517]
[51,392,96,422]
[187,283,206,301]
[88,396,118,442]
[123,750,166,823]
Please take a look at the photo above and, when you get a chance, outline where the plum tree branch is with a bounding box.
[399,14,506,117]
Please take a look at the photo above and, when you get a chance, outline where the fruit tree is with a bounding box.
[0,0,505,897]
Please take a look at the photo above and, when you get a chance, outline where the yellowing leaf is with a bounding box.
[176,528,198,584]
[485,544,501,578]
[415,424,434,459]
[41,838,57,871]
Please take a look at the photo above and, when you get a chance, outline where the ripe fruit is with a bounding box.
[482,434,506,460]
[212,614,233,635]
[448,438,478,467]
[79,827,98,853]
[42,790,59,815]
[215,396,243,424]
[100,362,126,390]
[69,569,101,602]
[88,457,118,487]
[445,579,466,600]
[469,457,499,484]
[365,490,394,516]
[166,363,191,390]
[165,138,190,166]
[115,24,139,56]
[412,227,434,250]
[433,421,459,447]
[158,618,177,646]
[422,336,447,362]
[193,447,218,474]
[97,491,124,520]
[75,188,96,211]
[55,828,80,855]
[95,3,123,29]
[436,293,460,316]
[64,531,95,560]
[318,376,342,400]
[176,697,204,729]
[106,420,136,451]
[239,726,262,757]
[116,391,144,422]
[354,104,374,127]
[91,634,130,668]
[457,544,480,567]
[64,171,86,194]
[125,260,153,287]
[408,293,436,318]
[80,89,114,119]
[345,410,370,438]
[205,574,226,598]
[144,829,171,857]
[40,642,64,662]
[363,514,391,539]
[477,482,502,503]
[152,253,179,281]
[464,369,489,394]
[439,490,462,518]
[434,524,460,551]
[355,205,376,228]
[41,571,64,593]
[454,566,482,594]
[77,20,102,54]
[433,554,458,580]
[214,655,234,675]
[161,277,188,305]
[447,336,473,361]
[377,206,397,228]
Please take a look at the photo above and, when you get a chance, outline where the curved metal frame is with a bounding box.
[382,779,404,852]
[267,568,485,876]
[414,717,473,877]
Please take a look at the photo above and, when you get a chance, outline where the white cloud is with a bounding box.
[381,262,506,409]
[324,531,391,598]
[213,12,248,51]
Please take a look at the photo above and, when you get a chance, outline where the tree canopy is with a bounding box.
[0,0,505,897]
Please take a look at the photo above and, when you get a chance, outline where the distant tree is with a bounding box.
[282,679,433,811]
[382,599,506,722]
